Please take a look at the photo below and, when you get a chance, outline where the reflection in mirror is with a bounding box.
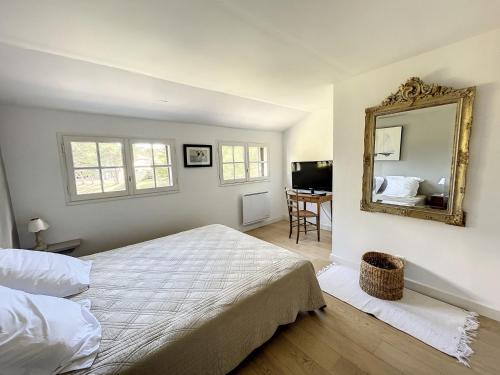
[361,77,475,226]
[371,103,457,211]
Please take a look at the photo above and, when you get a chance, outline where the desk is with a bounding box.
[290,192,333,240]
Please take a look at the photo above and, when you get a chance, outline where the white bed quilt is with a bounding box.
[70,224,325,375]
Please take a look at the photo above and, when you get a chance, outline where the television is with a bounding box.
[291,161,333,192]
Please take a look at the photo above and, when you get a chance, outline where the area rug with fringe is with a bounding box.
[317,264,479,366]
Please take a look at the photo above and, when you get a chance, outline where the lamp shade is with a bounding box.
[438,177,446,185]
[28,218,50,233]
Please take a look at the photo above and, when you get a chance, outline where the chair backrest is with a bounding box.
[284,188,300,217]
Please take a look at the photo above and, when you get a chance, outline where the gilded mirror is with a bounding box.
[361,77,475,226]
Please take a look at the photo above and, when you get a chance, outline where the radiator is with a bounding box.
[242,191,271,225]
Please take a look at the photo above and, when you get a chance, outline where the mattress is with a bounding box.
[372,193,427,206]
[69,224,325,375]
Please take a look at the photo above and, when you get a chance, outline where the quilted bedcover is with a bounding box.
[70,224,325,375]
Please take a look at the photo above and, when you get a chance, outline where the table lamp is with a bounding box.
[438,177,446,196]
[28,218,50,250]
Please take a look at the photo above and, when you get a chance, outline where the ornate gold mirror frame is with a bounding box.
[361,77,475,226]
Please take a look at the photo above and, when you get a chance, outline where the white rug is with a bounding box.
[317,264,479,366]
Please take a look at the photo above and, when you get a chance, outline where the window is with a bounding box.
[61,135,177,202]
[247,144,269,180]
[220,143,247,183]
[218,142,269,184]
[130,141,175,194]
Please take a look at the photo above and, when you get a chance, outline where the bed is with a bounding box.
[372,193,427,207]
[69,224,325,375]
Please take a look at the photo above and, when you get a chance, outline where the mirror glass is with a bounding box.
[371,103,457,211]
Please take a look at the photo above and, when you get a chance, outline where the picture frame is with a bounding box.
[183,144,213,167]
[374,126,403,161]
[361,77,476,226]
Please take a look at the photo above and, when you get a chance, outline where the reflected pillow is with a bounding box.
[383,176,423,198]
[373,176,384,193]
[0,285,101,375]
[0,249,92,297]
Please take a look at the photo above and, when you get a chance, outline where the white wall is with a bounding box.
[333,28,500,318]
[0,146,18,248]
[0,105,285,256]
[283,84,334,229]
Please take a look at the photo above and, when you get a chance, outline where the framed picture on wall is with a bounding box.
[374,126,403,161]
[183,144,213,167]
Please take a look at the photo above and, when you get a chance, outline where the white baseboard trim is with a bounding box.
[320,223,332,231]
[241,215,286,232]
[246,215,333,232]
[329,253,500,322]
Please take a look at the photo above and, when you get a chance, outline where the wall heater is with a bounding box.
[242,191,271,225]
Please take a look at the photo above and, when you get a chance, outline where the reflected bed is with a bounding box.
[372,193,427,207]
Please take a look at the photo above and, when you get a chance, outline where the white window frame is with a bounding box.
[61,135,130,202]
[218,141,248,185]
[129,138,179,195]
[246,143,270,182]
[60,134,179,204]
[218,142,270,185]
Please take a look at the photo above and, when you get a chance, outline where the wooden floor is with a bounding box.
[231,220,500,375]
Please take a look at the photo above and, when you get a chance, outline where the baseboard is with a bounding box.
[241,215,286,232]
[320,223,332,232]
[403,278,500,321]
[329,253,500,321]
[244,214,333,232]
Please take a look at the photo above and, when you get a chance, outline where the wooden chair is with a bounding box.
[285,188,319,244]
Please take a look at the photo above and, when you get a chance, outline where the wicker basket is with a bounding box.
[359,251,404,300]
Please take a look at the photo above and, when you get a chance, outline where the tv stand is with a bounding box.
[296,189,328,196]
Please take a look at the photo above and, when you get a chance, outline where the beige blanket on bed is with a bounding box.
[70,224,325,375]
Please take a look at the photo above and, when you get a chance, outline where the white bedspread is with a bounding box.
[373,193,427,206]
[69,224,324,375]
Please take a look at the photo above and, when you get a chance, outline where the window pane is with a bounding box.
[153,144,168,165]
[74,169,102,195]
[249,162,261,178]
[102,168,126,192]
[222,146,233,163]
[71,142,98,168]
[234,146,245,162]
[248,147,260,162]
[234,163,246,179]
[135,167,155,189]
[133,143,153,166]
[262,147,268,161]
[155,167,171,187]
[166,145,172,165]
[263,162,269,177]
[222,164,234,180]
[99,142,123,167]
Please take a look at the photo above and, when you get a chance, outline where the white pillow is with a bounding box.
[373,176,384,193]
[0,249,92,297]
[0,285,101,375]
[383,176,423,198]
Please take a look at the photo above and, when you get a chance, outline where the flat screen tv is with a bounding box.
[291,161,333,192]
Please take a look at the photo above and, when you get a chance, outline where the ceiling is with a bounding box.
[0,0,498,130]
[0,43,307,130]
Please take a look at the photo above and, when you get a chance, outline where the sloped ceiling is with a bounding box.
[0,0,498,130]
[0,43,308,130]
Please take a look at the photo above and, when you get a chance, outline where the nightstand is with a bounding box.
[45,239,82,254]
[428,195,449,210]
